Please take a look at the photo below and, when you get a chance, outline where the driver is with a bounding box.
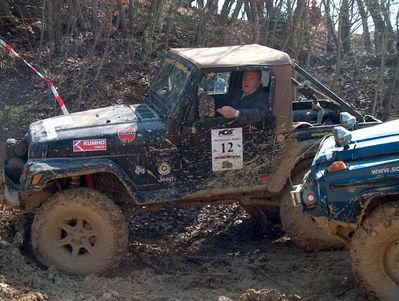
[217,70,271,125]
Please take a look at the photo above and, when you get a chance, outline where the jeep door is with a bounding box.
[179,69,277,194]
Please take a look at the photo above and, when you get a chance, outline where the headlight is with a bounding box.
[303,188,317,206]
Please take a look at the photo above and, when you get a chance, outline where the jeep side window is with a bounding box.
[199,72,231,95]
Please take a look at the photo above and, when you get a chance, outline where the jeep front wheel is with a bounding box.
[350,202,399,301]
[280,160,345,251]
[31,188,128,275]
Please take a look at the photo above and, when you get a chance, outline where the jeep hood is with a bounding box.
[315,120,399,165]
[28,104,163,158]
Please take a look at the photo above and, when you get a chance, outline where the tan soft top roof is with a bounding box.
[170,44,291,69]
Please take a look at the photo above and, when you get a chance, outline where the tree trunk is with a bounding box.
[269,0,284,47]
[283,0,294,49]
[372,31,388,116]
[92,0,99,33]
[388,57,399,118]
[220,0,233,21]
[46,0,55,52]
[197,0,205,8]
[333,25,343,90]
[243,1,251,21]
[116,0,128,38]
[356,0,372,50]
[322,0,339,50]
[231,0,244,20]
[165,0,183,49]
[291,0,308,60]
[339,0,351,53]
[194,1,216,46]
[380,0,394,53]
[250,0,260,43]
[143,0,162,60]
[365,0,386,52]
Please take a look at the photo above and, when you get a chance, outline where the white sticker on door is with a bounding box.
[211,128,243,171]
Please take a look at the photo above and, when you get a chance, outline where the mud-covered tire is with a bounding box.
[280,160,345,251]
[31,188,128,275]
[350,202,399,301]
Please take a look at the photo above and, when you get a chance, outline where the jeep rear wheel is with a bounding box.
[31,188,128,275]
[280,160,345,251]
[350,202,399,301]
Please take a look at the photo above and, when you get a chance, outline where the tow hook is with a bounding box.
[290,185,303,207]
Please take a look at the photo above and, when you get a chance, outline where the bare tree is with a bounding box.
[323,0,339,50]
[164,0,183,49]
[249,0,260,43]
[231,0,244,20]
[143,0,162,59]
[194,0,217,46]
[356,0,372,49]
[220,0,234,21]
[264,0,284,46]
[339,0,351,53]
[365,0,386,52]
[116,0,128,38]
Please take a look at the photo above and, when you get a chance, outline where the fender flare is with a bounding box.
[352,185,399,224]
[23,157,142,203]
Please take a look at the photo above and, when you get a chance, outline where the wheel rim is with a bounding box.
[383,239,399,284]
[56,216,99,259]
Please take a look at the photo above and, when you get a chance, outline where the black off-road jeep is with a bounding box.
[1,44,378,274]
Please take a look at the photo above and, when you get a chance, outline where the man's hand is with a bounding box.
[217,106,237,119]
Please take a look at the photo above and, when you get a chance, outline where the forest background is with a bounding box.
[0,1,398,300]
[0,0,398,137]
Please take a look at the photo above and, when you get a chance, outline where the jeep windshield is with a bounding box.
[148,58,192,116]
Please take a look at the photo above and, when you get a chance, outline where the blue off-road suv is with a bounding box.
[290,118,399,301]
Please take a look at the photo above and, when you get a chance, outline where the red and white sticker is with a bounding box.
[117,128,136,143]
[73,139,107,152]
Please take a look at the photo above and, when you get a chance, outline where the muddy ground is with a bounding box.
[0,181,368,301]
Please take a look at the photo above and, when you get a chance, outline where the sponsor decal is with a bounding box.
[73,139,107,152]
[118,128,136,143]
[218,129,233,136]
[158,162,171,175]
[135,165,146,175]
[371,165,399,175]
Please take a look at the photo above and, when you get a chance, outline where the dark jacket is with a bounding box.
[230,87,271,125]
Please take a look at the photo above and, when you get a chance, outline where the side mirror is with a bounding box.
[198,93,215,120]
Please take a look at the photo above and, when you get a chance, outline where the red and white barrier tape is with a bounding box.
[0,38,69,115]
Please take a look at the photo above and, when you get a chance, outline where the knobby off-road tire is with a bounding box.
[350,202,399,301]
[280,160,345,251]
[31,188,128,275]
